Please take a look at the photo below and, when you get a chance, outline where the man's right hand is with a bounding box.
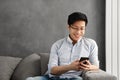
[69,60,81,71]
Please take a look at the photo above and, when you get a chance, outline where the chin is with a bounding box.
[74,39,79,42]
[75,37,80,40]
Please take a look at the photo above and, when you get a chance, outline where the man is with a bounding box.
[26,12,99,80]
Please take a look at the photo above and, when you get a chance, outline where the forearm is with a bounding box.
[51,64,73,75]
[90,65,99,70]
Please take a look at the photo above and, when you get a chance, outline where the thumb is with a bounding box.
[86,60,91,65]
[75,59,80,62]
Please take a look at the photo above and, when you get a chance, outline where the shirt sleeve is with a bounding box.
[48,43,59,74]
[89,40,99,67]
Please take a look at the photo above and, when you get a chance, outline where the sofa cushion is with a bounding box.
[11,53,41,80]
[0,56,21,80]
[38,53,50,75]
[82,70,117,80]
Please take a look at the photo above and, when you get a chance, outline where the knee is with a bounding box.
[26,76,48,80]
[26,77,33,80]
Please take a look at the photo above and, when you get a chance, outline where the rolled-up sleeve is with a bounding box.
[48,43,59,74]
[89,40,99,67]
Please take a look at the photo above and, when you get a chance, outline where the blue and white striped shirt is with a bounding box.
[48,36,99,78]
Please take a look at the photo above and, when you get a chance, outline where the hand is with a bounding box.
[80,60,99,71]
[79,60,90,70]
[70,60,81,71]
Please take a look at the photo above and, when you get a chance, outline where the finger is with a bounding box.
[75,59,80,62]
[85,60,91,65]
[80,66,90,70]
[80,64,90,69]
[80,62,90,68]
[80,65,88,70]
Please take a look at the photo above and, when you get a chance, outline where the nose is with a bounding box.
[76,30,81,34]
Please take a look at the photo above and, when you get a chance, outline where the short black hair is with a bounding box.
[68,12,88,26]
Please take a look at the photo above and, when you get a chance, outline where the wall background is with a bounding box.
[0,0,105,70]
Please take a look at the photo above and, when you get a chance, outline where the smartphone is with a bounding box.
[79,57,89,64]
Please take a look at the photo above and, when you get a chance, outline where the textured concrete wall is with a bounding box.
[0,0,105,70]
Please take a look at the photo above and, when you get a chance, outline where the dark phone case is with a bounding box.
[79,57,89,62]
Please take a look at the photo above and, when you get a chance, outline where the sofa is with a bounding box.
[0,53,117,80]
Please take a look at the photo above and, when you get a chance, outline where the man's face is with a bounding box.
[68,20,86,42]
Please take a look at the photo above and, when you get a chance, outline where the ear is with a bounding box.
[67,25,70,30]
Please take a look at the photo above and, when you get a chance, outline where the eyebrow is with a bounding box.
[71,25,85,28]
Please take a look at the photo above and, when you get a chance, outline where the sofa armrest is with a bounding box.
[81,69,117,80]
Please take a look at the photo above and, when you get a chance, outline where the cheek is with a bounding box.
[70,30,75,34]
[82,30,85,34]
[80,31,85,36]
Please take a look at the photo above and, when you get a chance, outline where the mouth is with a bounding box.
[74,34,80,39]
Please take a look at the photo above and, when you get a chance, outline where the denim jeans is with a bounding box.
[26,75,83,80]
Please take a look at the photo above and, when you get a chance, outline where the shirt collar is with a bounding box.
[67,35,82,44]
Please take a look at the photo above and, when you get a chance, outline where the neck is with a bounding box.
[72,41,77,45]
[69,35,77,45]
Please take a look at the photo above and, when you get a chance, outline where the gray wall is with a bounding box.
[0,0,105,70]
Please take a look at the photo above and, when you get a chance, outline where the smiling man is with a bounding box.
[26,12,99,80]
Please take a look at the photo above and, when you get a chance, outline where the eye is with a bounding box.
[81,28,85,30]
